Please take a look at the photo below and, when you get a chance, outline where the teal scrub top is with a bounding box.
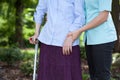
[84,0,117,45]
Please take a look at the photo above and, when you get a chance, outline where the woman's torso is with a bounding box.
[38,0,84,46]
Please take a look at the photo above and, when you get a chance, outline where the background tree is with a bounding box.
[112,0,120,52]
[0,0,37,48]
[14,0,24,48]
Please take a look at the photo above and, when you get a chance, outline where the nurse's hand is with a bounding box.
[62,34,73,55]
[71,29,82,41]
[62,29,82,55]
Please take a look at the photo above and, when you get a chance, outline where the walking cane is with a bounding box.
[30,37,38,80]
[33,42,38,80]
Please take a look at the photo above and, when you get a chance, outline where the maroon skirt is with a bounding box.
[37,43,82,80]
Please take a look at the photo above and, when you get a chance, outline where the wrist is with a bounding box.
[67,34,74,43]
[67,32,72,37]
[35,32,39,35]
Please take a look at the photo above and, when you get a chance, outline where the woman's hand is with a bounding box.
[62,35,73,55]
[29,33,39,44]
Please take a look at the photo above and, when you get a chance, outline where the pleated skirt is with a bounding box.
[37,43,82,80]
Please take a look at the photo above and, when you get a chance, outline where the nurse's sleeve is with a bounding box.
[33,0,47,24]
[69,0,85,32]
[99,0,112,12]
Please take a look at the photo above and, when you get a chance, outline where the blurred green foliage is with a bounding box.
[20,60,34,76]
[21,49,35,61]
[0,0,37,47]
[20,49,38,76]
[0,47,23,66]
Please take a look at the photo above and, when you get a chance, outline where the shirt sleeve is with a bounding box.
[69,0,85,32]
[33,0,47,24]
[99,0,112,12]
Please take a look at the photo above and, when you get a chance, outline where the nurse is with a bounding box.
[63,0,117,80]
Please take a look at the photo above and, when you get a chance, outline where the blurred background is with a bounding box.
[0,0,120,80]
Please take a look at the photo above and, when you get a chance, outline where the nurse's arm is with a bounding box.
[79,11,109,31]
[70,11,109,41]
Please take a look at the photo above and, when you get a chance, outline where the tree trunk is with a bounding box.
[112,0,120,52]
[14,0,24,48]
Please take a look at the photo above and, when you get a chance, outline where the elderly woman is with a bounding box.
[29,0,85,80]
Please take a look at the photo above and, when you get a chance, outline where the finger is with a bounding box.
[29,40,33,44]
[33,37,38,44]
[65,46,68,55]
[64,46,67,55]
[29,37,32,41]
[62,46,65,55]
[32,37,35,42]
[70,44,72,53]
[34,40,38,44]
[64,46,68,55]
[29,37,34,44]
[68,39,73,54]
[32,38,35,44]
[67,46,70,55]
[29,37,32,42]
[65,43,72,55]
[29,41,33,44]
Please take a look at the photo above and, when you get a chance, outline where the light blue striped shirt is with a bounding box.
[34,0,85,46]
